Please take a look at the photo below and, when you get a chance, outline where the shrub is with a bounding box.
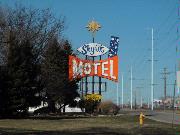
[34,107,50,115]
[98,100,119,115]
[78,94,102,114]
[84,94,102,101]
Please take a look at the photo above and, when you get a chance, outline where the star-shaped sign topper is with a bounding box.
[86,20,101,33]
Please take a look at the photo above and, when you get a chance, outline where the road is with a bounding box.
[145,111,180,125]
[120,109,180,125]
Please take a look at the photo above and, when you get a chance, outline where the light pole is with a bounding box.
[121,74,124,109]
[131,66,133,110]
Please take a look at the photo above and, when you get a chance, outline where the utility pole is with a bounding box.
[131,66,133,110]
[134,90,137,110]
[136,86,144,108]
[141,96,143,108]
[161,67,170,110]
[172,79,176,128]
[121,74,124,109]
[151,28,154,111]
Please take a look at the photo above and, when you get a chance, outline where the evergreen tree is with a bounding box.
[0,66,9,117]
[5,33,42,117]
[42,38,79,113]
[60,40,79,111]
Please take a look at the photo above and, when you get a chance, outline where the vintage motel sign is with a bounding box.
[77,43,109,57]
[69,55,118,82]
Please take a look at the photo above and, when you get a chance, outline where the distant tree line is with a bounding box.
[0,5,79,118]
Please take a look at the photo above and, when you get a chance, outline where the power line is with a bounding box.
[156,2,178,55]
[156,3,177,35]
[157,38,178,59]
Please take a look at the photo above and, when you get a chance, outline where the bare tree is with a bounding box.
[0,5,65,64]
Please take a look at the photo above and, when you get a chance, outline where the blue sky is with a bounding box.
[1,0,179,105]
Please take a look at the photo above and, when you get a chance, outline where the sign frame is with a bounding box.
[77,43,109,57]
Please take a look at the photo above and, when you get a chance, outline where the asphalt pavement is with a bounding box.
[146,111,180,125]
[119,109,180,125]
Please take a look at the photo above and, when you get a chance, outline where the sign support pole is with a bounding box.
[99,55,102,96]
[81,78,84,97]
[92,36,95,94]
[85,56,88,95]
[86,20,101,95]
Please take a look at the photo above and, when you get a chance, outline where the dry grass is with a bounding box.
[0,115,178,135]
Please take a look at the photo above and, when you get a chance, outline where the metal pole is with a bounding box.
[121,74,124,109]
[172,80,176,128]
[81,79,83,97]
[99,56,102,95]
[172,50,177,127]
[151,28,154,111]
[92,36,95,94]
[85,20,101,95]
[135,90,137,110]
[131,66,133,110]
[80,80,82,95]
[148,98,149,109]
[92,57,95,94]
[164,68,167,102]
[85,56,88,95]
[141,96,142,108]
[117,82,119,106]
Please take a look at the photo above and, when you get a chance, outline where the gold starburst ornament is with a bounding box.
[86,20,101,33]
